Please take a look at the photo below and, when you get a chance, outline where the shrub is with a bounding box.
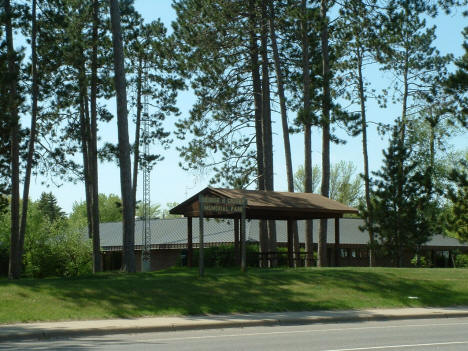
[0,211,10,276]
[410,254,431,268]
[0,242,8,277]
[183,245,303,268]
[24,213,92,278]
[0,199,93,278]
[188,244,260,268]
[455,254,468,268]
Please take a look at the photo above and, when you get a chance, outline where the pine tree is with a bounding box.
[444,158,468,242]
[318,0,332,267]
[247,0,268,267]
[3,0,21,279]
[109,0,135,273]
[173,0,274,263]
[366,123,432,267]
[301,0,315,267]
[18,0,39,276]
[172,0,260,188]
[277,0,323,266]
[338,0,381,266]
[36,0,117,273]
[37,192,65,223]
[0,14,11,214]
[445,23,467,127]
[89,0,101,273]
[119,12,179,216]
[377,0,451,143]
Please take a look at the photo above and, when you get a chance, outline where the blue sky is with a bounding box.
[26,0,468,214]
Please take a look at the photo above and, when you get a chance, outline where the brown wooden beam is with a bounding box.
[178,210,354,221]
[287,219,294,268]
[240,199,247,272]
[334,217,340,267]
[234,218,240,265]
[187,217,193,267]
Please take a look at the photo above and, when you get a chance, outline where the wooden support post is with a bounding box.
[234,218,240,265]
[334,217,340,267]
[240,199,247,272]
[199,195,204,276]
[287,219,294,268]
[292,221,300,268]
[187,217,193,267]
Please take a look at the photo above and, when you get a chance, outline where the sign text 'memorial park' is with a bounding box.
[201,196,245,214]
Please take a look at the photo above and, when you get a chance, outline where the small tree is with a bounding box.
[294,165,321,194]
[294,162,363,207]
[163,202,183,219]
[37,192,65,223]
[364,123,432,267]
[69,193,124,225]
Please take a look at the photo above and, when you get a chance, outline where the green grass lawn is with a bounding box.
[1,267,468,324]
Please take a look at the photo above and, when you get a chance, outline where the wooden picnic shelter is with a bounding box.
[170,187,359,275]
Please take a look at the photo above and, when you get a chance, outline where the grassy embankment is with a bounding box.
[1,267,468,324]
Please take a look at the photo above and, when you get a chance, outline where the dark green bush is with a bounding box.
[410,254,431,268]
[184,245,298,268]
[0,198,93,278]
[188,244,260,268]
[0,243,8,277]
[455,254,468,268]
[24,218,92,278]
[0,212,9,276]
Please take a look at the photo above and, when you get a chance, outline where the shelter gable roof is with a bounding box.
[170,187,358,218]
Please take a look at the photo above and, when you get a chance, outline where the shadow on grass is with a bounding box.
[1,267,468,323]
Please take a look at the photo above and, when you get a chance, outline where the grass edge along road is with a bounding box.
[1,267,468,324]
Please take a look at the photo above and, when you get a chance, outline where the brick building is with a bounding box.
[99,218,468,271]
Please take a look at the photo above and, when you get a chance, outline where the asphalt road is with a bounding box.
[2,317,468,351]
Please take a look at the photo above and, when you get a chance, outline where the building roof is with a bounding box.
[99,218,467,250]
[170,187,359,220]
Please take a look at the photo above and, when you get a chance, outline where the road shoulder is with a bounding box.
[2,306,468,341]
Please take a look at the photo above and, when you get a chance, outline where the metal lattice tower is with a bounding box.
[141,78,151,272]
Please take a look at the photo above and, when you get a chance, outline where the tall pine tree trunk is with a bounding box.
[90,0,101,273]
[5,0,21,279]
[76,45,94,244]
[248,0,268,268]
[429,117,435,191]
[396,51,409,256]
[268,5,293,195]
[18,0,38,273]
[357,47,375,267]
[425,111,437,197]
[268,3,300,266]
[132,54,143,216]
[109,0,135,273]
[318,0,330,267]
[401,56,409,143]
[78,82,93,243]
[301,0,313,267]
[260,0,276,267]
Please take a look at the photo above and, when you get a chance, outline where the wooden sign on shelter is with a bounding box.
[202,196,244,214]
